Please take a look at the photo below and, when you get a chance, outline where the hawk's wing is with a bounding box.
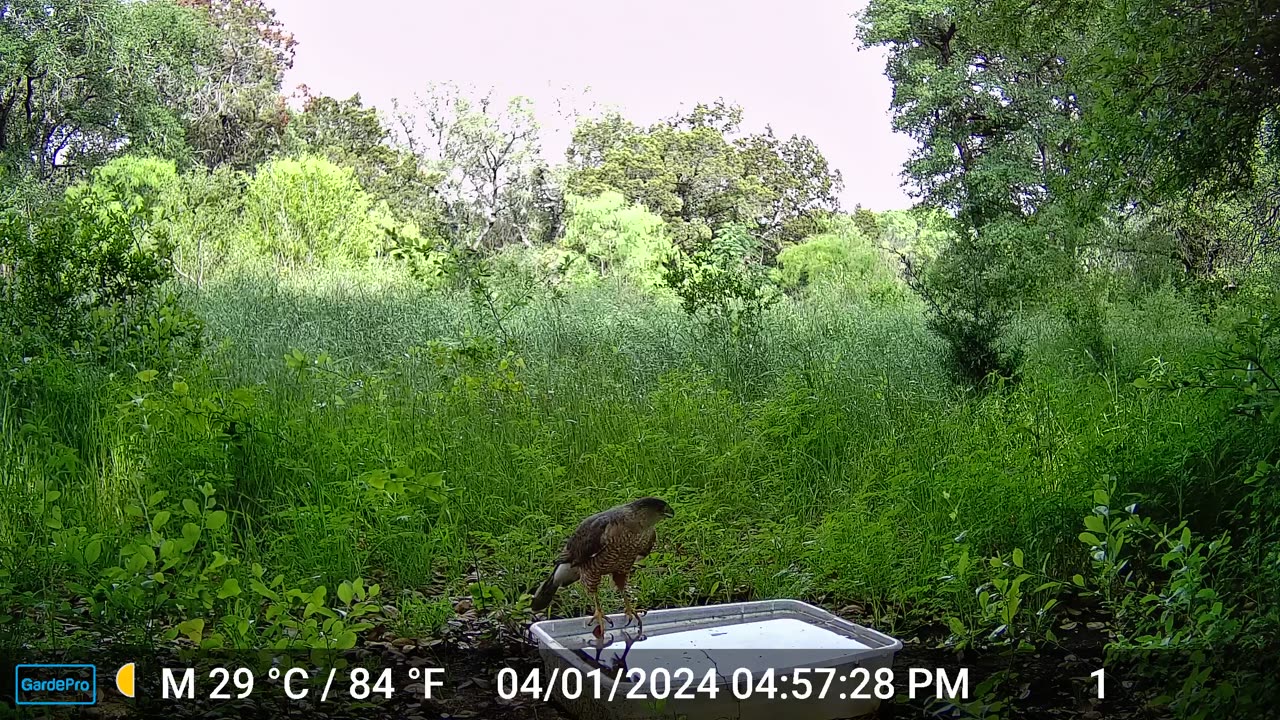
[558,506,628,565]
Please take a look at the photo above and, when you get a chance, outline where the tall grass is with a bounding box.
[0,261,1243,638]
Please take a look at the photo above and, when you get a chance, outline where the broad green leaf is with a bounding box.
[84,539,102,564]
[205,510,228,531]
[217,578,242,599]
[176,614,203,640]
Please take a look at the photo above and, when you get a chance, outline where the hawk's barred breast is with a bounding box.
[580,526,656,579]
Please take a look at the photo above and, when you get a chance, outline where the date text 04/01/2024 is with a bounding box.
[497,666,975,703]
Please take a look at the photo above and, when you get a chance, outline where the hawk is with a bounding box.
[531,497,674,636]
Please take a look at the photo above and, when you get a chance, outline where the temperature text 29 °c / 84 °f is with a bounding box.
[497,666,974,702]
[159,666,446,702]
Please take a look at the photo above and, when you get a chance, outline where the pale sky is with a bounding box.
[269,0,916,211]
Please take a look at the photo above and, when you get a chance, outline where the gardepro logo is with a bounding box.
[14,664,97,705]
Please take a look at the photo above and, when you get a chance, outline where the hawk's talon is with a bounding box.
[586,603,610,639]
[622,596,646,632]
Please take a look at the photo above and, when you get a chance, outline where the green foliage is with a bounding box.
[1142,305,1280,423]
[901,220,1044,386]
[661,224,779,336]
[774,218,906,302]
[289,91,445,239]
[1075,480,1277,719]
[0,190,199,364]
[877,207,954,262]
[1055,272,1114,369]
[0,0,211,180]
[239,155,379,266]
[65,157,181,220]
[172,0,296,170]
[566,101,842,260]
[857,0,1075,224]
[557,191,674,288]
[1065,0,1280,201]
[164,165,249,287]
[939,533,1063,652]
[393,84,554,249]
[5,13,1280,720]
[65,157,249,287]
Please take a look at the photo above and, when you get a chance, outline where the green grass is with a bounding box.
[0,262,1248,645]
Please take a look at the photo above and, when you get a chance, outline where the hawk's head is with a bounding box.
[630,497,675,522]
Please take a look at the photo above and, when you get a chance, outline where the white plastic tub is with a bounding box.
[529,599,903,720]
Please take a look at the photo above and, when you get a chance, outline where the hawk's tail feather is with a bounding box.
[531,563,578,613]
[531,575,559,612]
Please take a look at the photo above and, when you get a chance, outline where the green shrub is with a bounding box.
[64,156,179,223]
[774,219,905,302]
[239,155,379,266]
[558,191,674,288]
[0,187,198,364]
[661,223,778,337]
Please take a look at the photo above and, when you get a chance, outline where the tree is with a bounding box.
[393,83,552,250]
[239,155,379,266]
[0,0,209,182]
[556,191,673,288]
[289,89,444,236]
[736,126,843,252]
[857,0,1080,226]
[774,217,906,303]
[172,0,296,170]
[660,222,778,337]
[566,101,842,262]
[858,0,1084,384]
[1059,0,1280,203]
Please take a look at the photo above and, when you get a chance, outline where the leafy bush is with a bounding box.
[877,207,954,261]
[775,218,906,302]
[240,155,379,266]
[902,219,1043,386]
[164,165,248,287]
[661,224,778,335]
[61,156,249,289]
[0,188,199,365]
[558,191,674,288]
[65,156,180,224]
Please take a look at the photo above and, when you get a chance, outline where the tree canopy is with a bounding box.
[565,100,843,262]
